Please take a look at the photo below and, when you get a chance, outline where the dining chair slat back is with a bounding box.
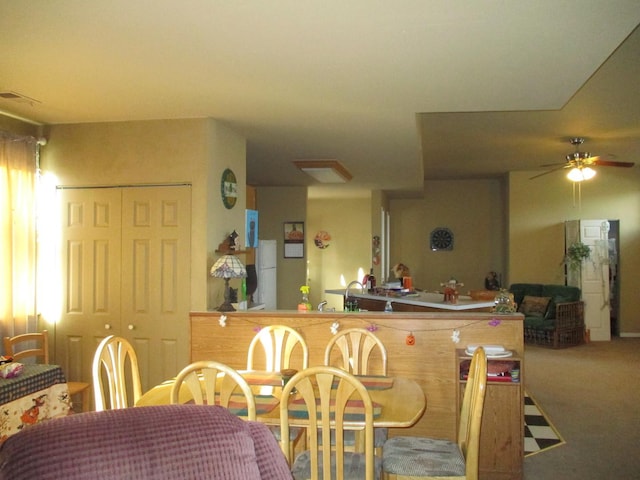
[324,328,389,454]
[4,330,91,412]
[170,360,257,421]
[92,335,142,411]
[3,331,49,363]
[246,325,309,461]
[324,328,388,376]
[247,325,309,371]
[280,365,380,480]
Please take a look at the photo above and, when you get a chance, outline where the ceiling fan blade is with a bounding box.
[592,158,635,168]
[540,162,570,168]
[530,165,566,180]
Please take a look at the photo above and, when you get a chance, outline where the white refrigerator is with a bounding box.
[255,240,277,309]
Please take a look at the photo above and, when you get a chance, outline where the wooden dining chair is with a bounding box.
[91,335,142,411]
[280,365,381,480]
[246,324,309,372]
[324,327,389,453]
[324,327,388,376]
[3,330,91,412]
[381,347,488,480]
[247,325,309,459]
[170,360,257,420]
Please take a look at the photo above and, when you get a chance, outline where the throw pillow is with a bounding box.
[518,295,551,317]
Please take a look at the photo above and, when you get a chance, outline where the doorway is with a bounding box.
[608,220,620,336]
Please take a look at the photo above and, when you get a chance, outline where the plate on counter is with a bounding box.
[465,348,513,358]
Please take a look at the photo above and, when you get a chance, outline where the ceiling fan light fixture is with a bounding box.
[567,166,596,182]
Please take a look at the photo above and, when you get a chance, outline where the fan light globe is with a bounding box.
[567,166,596,182]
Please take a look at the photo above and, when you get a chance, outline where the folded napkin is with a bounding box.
[0,362,24,378]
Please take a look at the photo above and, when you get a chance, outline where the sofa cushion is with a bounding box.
[509,283,543,307]
[0,404,290,480]
[518,295,551,317]
[542,284,581,302]
[524,316,556,330]
[542,285,582,320]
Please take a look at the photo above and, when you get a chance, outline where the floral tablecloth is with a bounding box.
[0,364,71,442]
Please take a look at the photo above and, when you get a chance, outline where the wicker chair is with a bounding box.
[510,283,585,348]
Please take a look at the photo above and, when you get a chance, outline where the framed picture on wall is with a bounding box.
[283,222,304,258]
[245,209,258,248]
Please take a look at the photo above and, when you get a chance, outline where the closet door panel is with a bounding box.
[121,186,191,391]
[56,188,122,385]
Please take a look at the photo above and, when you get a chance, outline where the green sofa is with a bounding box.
[509,283,584,348]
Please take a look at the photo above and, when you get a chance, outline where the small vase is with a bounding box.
[298,294,312,311]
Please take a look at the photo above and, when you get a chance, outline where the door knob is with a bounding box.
[128,324,135,330]
[104,324,112,330]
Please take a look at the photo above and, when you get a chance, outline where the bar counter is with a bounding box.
[190,310,523,480]
[325,289,495,312]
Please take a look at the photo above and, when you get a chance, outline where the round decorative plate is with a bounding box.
[220,168,238,209]
[430,227,453,251]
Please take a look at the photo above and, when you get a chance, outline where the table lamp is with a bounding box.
[211,254,247,312]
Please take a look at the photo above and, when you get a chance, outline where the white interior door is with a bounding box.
[579,220,611,341]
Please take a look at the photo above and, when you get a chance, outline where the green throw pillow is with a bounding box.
[518,295,551,317]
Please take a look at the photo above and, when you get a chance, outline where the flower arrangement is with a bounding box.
[565,241,591,271]
[298,285,312,311]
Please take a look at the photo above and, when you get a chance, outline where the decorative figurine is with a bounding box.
[484,271,501,290]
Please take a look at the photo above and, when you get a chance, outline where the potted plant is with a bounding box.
[565,241,591,271]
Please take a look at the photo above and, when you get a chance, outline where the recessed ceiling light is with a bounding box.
[293,160,352,183]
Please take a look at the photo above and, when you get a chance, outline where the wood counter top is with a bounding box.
[325,289,495,311]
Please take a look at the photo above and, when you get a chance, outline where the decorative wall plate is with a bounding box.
[220,168,238,209]
[314,231,331,249]
[430,227,453,251]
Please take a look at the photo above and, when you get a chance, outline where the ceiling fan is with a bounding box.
[531,137,635,181]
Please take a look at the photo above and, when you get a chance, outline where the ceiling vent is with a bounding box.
[0,90,41,105]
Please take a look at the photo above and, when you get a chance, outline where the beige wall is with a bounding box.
[4,114,639,335]
[389,178,506,293]
[509,168,640,335]
[307,195,372,311]
[40,118,247,312]
[255,186,307,310]
[0,115,41,137]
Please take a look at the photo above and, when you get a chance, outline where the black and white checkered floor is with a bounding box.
[524,391,565,457]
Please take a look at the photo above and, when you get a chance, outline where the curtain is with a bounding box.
[0,132,38,340]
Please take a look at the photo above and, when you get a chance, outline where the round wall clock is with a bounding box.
[430,227,454,251]
[220,168,238,209]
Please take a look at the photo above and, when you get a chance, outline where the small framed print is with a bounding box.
[284,222,304,258]
[245,209,258,248]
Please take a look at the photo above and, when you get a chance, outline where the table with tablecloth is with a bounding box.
[136,370,425,428]
[0,364,71,442]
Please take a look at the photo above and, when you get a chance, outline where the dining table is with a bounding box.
[0,364,71,442]
[135,370,426,429]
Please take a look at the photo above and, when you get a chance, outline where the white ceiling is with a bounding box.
[1,1,639,198]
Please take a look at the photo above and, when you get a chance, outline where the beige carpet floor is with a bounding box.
[523,337,640,479]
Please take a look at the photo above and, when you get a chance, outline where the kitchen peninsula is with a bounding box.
[325,289,495,312]
[190,310,524,479]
